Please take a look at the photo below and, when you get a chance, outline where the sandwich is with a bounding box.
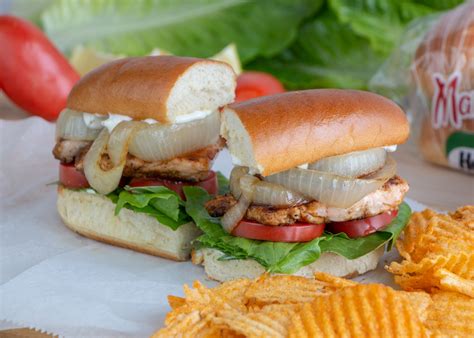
[53,56,236,260]
[188,89,411,281]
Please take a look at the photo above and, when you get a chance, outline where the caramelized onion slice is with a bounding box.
[265,156,397,208]
[308,148,387,178]
[221,194,251,233]
[107,121,146,166]
[221,174,258,233]
[56,109,103,141]
[229,166,249,199]
[84,121,144,194]
[250,180,309,207]
[129,111,220,162]
[83,129,123,194]
[230,167,308,207]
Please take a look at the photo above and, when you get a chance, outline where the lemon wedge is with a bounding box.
[69,44,241,77]
[210,43,242,75]
[69,46,123,76]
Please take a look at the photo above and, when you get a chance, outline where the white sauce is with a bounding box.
[82,113,159,133]
[384,145,397,152]
[297,163,309,169]
[174,110,212,124]
[101,113,133,132]
[83,110,212,132]
[82,113,103,129]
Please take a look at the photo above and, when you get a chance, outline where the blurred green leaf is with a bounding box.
[1,0,54,26]
[40,0,323,62]
[248,12,386,90]
[328,0,464,54]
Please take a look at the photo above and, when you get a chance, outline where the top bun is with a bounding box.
[67,56,236,124]
[222,89,409,176]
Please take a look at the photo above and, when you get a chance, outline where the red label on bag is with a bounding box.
[431,72,474,129]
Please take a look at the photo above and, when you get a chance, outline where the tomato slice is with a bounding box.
[232,220,325,243]
[59,163,89,189]
[235,71,285,103]
[129,171,218,199]
[327,210,399,238]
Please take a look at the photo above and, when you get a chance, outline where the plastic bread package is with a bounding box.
[370,1,474,174]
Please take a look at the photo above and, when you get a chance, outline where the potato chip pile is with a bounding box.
[387,206,474,297]
[153,272,474,337]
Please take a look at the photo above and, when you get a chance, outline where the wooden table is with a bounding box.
[1,99,473,337]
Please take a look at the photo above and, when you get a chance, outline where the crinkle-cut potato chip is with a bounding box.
[425,291,474,338]
[156,266,474,337]
[397,211,474,263]
[449,205,474,229]
[167,295,186,310]
[211,304,289,338]
[397,209,438,260]
[186,281,247,312]
[161,284,251,338]
[313,271,358,289]
[388,251,474,277]
[287,284,427,338]
[244,274,327,306]
[153,309,205,338]
[434,268,474,298]
[389,252,474,291]
[214,278,252,303]
[414,222,473,262]
[388,206,474,293]
[399,291,432,322]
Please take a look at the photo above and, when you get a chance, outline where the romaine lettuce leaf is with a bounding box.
[248,1,462,90]
[109,186,190,230]
[248,11,386,90]
[328,0,464,55]
[40,0,323,63]
[184,186,411,274]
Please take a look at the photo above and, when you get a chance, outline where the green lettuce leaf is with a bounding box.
[328,0,464,55]
[109,185,190,230]
[217,172,230,195]
[249,1,462,90]
[248,11,386,90]
[40,0,323,62]
[184,186,411,274]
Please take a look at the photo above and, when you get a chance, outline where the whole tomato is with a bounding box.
[0,15,80,121]
[235,71,285,103]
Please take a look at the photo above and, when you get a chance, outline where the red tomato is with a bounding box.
[59,163,89,189]
[235,71,285,103]
[328,210,399,238]
[0,16,80,121]
[232,220,325,242]
[129,171,218,199]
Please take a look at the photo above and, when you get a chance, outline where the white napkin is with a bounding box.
[0,117,427,337]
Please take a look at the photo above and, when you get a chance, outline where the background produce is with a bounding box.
[0,15,79,121]
[5,0,464,91]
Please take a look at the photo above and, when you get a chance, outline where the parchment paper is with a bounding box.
[0,117,427,337]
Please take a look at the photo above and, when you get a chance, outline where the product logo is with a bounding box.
[446,132,474,174]
[432,72,474,129]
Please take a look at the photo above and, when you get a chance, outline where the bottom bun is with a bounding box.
[57,186,201,261]
[192,247,384,282]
